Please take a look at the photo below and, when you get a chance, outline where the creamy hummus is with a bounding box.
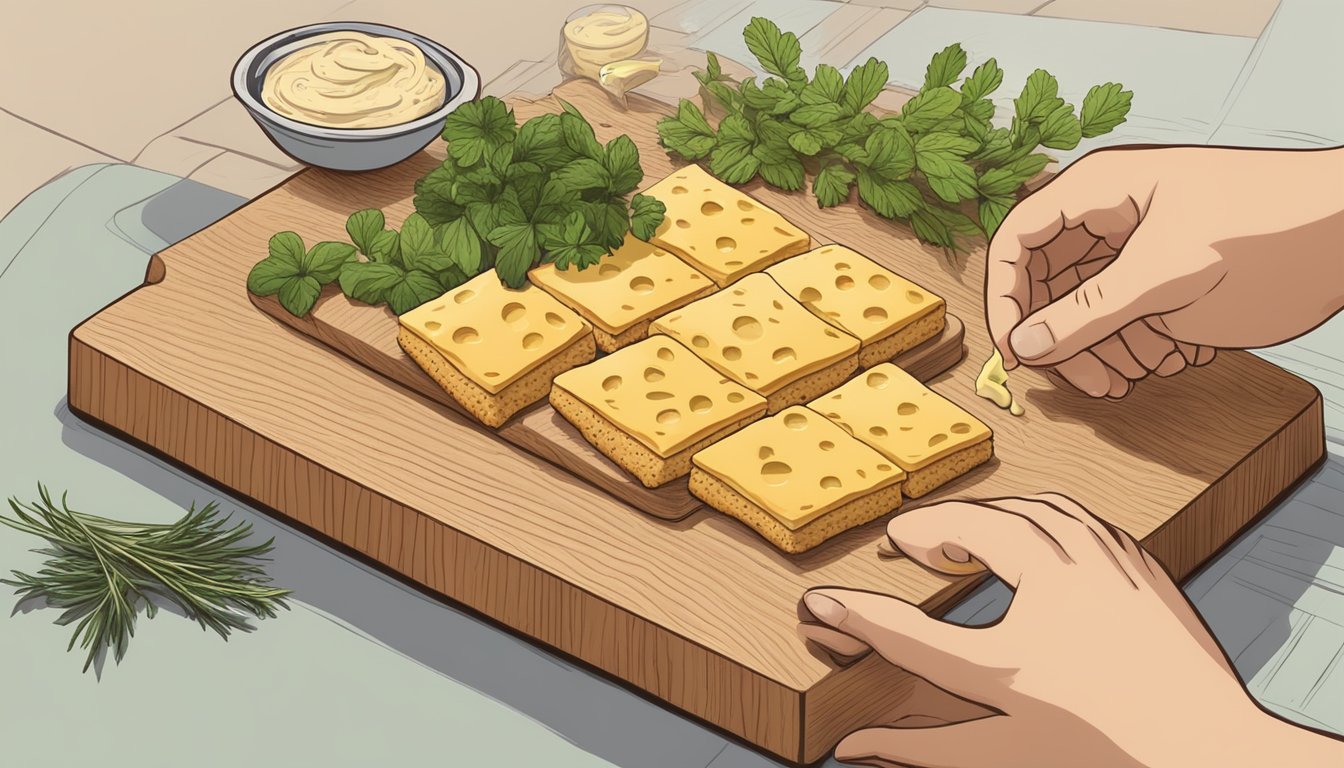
[262,31,445,129]
[561,8,649,80]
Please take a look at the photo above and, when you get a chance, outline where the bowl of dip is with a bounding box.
[232,22,480,172]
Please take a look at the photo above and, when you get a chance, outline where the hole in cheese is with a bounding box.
[835,262,850,271]
[643,366,665,382]
[773,227,793,237]
[656,346,676,361]
[716,236,736,253]
[782,412,809,430]
[819,475,841,489]
[484,371,500,378]
[798,287,822,303]
[951,422,972,434]
[691,335,710,349]
[690,395,712,413]
[758,446,773,460]
[646,391,674,400]
[722,346,742,361]
[629,276,655,293]
[741,217,755,225]
[598,263,621,277]
[726,392,745,403]
[760,461,791,484]
[897,402,919,416]
[545,312,566,328]
[725,260,743,268]
[737,200,753,212]
[454,290,475,304]
[621,304,635,311]
[772,347,796,363]
[819,440,835,451]
[656,409,681,425]
[906,290,925,303]
[501,302,527,323]
[521,332,544,350]
[835,275,855,291]
[675,219,691,229]
[929,433,948,447]
[856,469,867,478]
[453,327,480,344]
[601,375,622,391]
[731,316,762,340]
[867,371,890,389]
[671,185,688,194]
[864,306,888,323]
[424,321,442,332]
[877,463,893,472]
[870,426,888,438]
[870,274,891,290]
[701,201,724,216]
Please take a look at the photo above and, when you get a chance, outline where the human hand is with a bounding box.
[986,146,1344,398]
[800,494,1344,767]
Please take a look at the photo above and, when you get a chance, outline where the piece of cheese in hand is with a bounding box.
[766,245,946,367]
[650,273,859,410]
[528,234,715,352]
[643,164,810,287]
[808,364,993,497]
[690,406,905,552]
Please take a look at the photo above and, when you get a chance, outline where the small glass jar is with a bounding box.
[559,5,650,81]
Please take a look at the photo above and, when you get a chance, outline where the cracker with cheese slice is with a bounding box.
[528,234,716,353]
[766,245,946,368]
[551,336,768,487]
[690,406,905,553]
[398,271,596,428]
[808,364,993,497]
[643,165,811,287]
[650,273,859,414]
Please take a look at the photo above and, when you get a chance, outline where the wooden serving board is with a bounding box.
[68,80,1325,765]
[248,252,965,521]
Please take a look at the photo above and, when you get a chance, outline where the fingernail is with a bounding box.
[1010,322,1054,360]
[803,593,848,626]
[941,544,971,564]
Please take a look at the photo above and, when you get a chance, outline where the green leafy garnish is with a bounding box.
[1,485,289,673]
[250,96,666,316]
[657,27,1133,247]
[247,232,355,317]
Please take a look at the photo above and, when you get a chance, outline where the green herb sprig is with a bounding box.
[250,96,667,318]
[657,18,1133,249]
[1,486,290,672]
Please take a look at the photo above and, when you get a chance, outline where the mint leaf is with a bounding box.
[924,161,979,203]
[1015,69,1063,124]
[603,135,643,195]
[800,64,844,106]
[629,194,666,241]
[386,270,444,315]
[978,195,1015,237]
[657,100,717,160]
[899,87,961,131]
[339,261,405,306]
[345,209,385,256]
[862,127,915,180]
[268,231,305,267]
[247,257,298,296]
[790,102,844,128]
[440,217,483,275]
[534,179,581,225]
[813,161,855,208]
[710,115,761,184]
[398,213,438,272]
[703,51,723,83]
[857,172,924,218]
[278,275,323,318]
[1039,102,1082,150]
[442,97,516,166]
[961,58,1003,102]
[490,223,540,288]
[581,200,630,250]
[916,132,979,157]
[759,156,805,191]
[560,111,603,161]
[541,212,606,270]
[553,157,609,192]
[743,17,806,89]
[302,241,357,282]
[513,113,570,169]
[840,58,888,115]
[1080,83,1132,137]
[924,43,968,90]
[369,230,401,265]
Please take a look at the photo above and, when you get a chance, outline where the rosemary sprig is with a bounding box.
[1,485,290,672]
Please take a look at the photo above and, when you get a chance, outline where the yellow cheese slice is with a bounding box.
[691,406,905,530]
[552,336,767,457]
[398,271,590,395]
[643,164,810,286]
[766,245,945,346]
[528,234,714,336]
[649,273,859,396]
[808,364,992,472]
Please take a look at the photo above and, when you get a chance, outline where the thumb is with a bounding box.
[1008,230,1168,367]
[835,717,1021,768]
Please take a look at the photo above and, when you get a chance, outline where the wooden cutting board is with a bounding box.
[67,80,1325,765]
[247,240,966,522]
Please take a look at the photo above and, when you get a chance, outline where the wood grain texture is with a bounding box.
[248,293,965,522]
[67,80,1325,765]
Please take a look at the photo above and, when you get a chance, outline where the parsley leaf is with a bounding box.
[899,87,961,131]
[813,161,856,208]
[345,209,385,256]
[743,17,807,90]
[489,222,540,288]
[439,217,483,274]
[1080,83,1133,137]
[656,100,717,160]
[604,135,643,195]
[961,58,1003,102]
[924,43,968,90]
[540,212,607,270]
[840,58,888,116]
[1039,102,1082,150]
[442,97,517,166]
[629,194,666,241]
[247,233,354,317]
[800,64,844,105]
[1015,69,1064,124]
[710,115,762,184]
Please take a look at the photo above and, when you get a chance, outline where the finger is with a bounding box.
[798,621,871,661]
[1038,225,1102,279]
[888,501,1073,587]
[1194,346,1217,366]
[1008,225,1173,366]
[836,717,1020,768]
[995,493,1145,589]
[1050,350,1119,398]
[802,588,991,688]
[1154,351,1187,377]
[1091,335,1147,380]
[1119,321,1178,371]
